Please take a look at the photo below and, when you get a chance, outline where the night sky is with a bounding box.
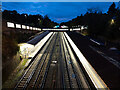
[2,2,119,23]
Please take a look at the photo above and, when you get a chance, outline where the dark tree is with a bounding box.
[2,10,58,28]
[107,2,117,17]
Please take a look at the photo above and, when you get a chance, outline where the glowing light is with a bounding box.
[18,43,34,58]
[84,26,88,29]
[29,32,53,57]
[35,28,37,30]
[42,28,69,31]
[30,27,32,30]
[61,25,68,28]
[73,28,80,31]
[27,26,29,29]
[70,28,73,31]
[22,25,26,29]
[64,32,108,88]
[111,19,114,24]
[16,24,21,28]
[33,27,36,30]
[38,28,41,31]
[7,22,15,28]
[81,26,84,30]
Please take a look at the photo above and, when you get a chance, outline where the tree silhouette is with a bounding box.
[61,2,120,41]
[2,10,58,28]
[107,2,117,17]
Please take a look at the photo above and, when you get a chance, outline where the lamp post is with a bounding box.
[25,14,27,24]
[111,19,115,25]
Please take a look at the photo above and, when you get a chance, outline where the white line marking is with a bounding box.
[64,32,108,88]
[89,46,120,70]
[90,39,101,45]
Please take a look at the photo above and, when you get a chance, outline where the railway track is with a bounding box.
[27,32,58,89]
[44,32,89,88]
[14,32,107,89]
[43,32,64,88]
[14,32,57,89]
[62,33,79,88]
[62,32,90,88]
[61,32,90,88]
[35,32,58,89]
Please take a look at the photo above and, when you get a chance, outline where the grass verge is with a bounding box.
[2,58,28,89]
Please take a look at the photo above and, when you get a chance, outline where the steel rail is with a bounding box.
[62,33,79,88]
[38,32,58,89]
[14,32,54,89]
[25,32,56,89]
[63,33,90,88]
[64,32,108,89]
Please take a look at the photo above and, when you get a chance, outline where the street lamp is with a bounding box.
[38,18,40,21]
[25,14,27,24]
[111,19,115,25]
